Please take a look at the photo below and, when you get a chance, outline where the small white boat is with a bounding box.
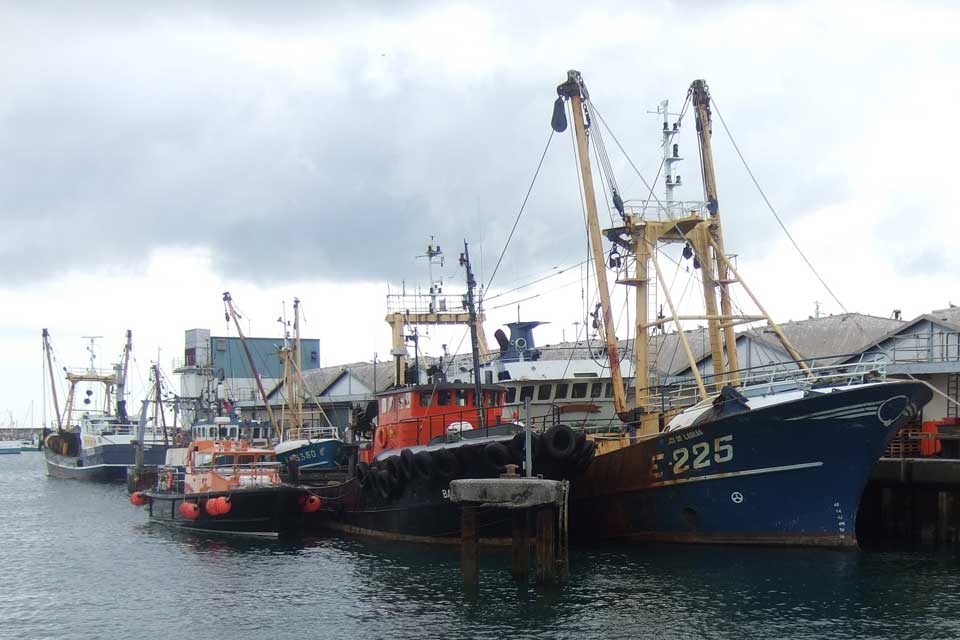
[0,440,21,455]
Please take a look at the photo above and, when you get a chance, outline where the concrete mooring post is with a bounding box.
[450,476,568,586]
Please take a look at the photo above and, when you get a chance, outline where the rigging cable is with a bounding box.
[479,129,555,304]
[712,97,959,410]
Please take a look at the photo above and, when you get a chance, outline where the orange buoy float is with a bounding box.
[130,491,149,506]
[179,502,201,520]
[302,495,322,513]
[205,497,222,516]
[217,496,232,515]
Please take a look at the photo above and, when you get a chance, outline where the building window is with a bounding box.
[572,383,588,399]
[537,385,552,401]
[555,383,569,399]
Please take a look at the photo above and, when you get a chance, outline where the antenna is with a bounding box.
[417,235,445,313]
[647,100,684,216]
[81,336,102,372]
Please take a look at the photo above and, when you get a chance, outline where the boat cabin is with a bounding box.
[368,382,507,459]
[182,439,281,493]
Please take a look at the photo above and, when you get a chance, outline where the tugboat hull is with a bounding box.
[144,486,308,538]
[571,381,933,547]
[306,432,593,544]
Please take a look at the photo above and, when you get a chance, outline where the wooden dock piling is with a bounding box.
[450,478,568,587]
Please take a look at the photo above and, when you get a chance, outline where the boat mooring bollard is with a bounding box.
[450,477,568,586]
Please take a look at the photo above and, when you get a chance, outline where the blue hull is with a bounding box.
[572,381,933,547]
[276,440,342,470]
[45,443,170,482]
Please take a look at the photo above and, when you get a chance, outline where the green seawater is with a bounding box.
[1,454,958,640]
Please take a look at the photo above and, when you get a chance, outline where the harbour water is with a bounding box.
[2,454,958,640]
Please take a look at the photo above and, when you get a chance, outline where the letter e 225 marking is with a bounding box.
[669,435,734,475]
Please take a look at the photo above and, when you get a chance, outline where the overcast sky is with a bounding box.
[2,0,958,425]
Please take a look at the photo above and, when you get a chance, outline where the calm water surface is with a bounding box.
[1,454,958,640]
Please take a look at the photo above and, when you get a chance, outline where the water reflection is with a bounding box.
[2,453,959,640]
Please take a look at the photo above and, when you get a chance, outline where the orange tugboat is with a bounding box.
[304,242,596,542]
[131,439,315,538]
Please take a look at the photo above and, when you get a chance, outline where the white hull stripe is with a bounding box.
[786,402,882,421]
[45,460,127,470]
[648,461,824,489]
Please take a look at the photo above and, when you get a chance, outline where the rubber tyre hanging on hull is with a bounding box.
[433,449,460,480]
[413,451,436,481]
[509,431,541,463]
[385,456,403,485]
[483,442,512,471]
[374,469,396,500]
[544,424,577,462]
[355,462,371,487]
[399,449,416,481]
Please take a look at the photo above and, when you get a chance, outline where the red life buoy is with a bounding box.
[375,427,388,449]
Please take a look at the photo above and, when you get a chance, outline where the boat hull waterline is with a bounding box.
[143,486,308,538]
[571,381,933,547]
[44,443,169,481]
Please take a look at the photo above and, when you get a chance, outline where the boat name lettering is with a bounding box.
[442,489,452,500]
[666,428,704,445]
[669,435,734,475]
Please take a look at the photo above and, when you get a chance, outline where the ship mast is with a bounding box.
[222,291,279,436]
[115,330,132,421]
[690,80,809,378]
[42,328,62,432]
[556,71,628,415]
[460,241,486,428]
[555,71,810,420]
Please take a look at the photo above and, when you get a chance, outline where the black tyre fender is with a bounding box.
[484,441,512,470]
[544,424,577,461]
[375,469,395,500]
[413,451,436,481]
[385,456,403,484]
[355,461,370,487]
[399,448,416,481]
[509,431,541,463]
[434,449,460,479]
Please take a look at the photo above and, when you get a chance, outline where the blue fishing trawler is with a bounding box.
[551,70,933,546]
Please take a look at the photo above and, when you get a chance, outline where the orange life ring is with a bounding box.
[375,427,388,449]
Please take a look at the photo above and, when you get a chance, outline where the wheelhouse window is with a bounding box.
[591,382,603,398]
[537,385,552,401]
[604,383,614,398]
[506,387,517,403]
[237,455,254,465]
[214,454,236,465]
[519,386,535,402]
[555,383,569,399]
[572,383,588,399]
[457,389,468,407]
[419,391,433,407]
[437,390,451,406]
[195,453,213,467]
